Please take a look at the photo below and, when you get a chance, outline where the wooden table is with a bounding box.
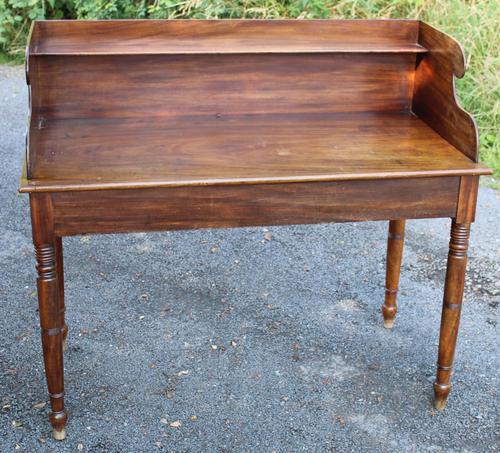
[20,19,492,440]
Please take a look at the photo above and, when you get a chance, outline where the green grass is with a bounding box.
[416,0,499,187]
[0,51,14,65]
[1,0,498,184]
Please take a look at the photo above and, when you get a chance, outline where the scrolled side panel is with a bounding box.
[413,21,478,162]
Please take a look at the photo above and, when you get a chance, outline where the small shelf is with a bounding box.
[29,19,428,56]
[31,45,428,56]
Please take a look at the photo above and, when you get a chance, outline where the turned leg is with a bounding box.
[434,221,470,410]
[381,219,405,328]
[55,237,68,351]
[31,194,68,440]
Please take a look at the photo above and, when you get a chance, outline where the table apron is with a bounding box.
[51,177,460,236]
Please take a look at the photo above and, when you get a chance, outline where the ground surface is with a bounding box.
[0,65,498,453]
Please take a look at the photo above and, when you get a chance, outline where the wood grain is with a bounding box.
[52,177,459,236]
[30,193,68,439]
[29,19,424,55]
[24,112,489,192]
[29,53,415,121]
[434,221,470,410]
[455,175,480,223]
[54,237,68,348]
[413,21,479,161]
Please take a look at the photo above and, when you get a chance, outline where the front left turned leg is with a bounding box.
[434,221,470,410]
[35,242,68,439]
[31,194,68,440]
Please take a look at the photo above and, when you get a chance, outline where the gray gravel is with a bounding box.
[0,65,499,453]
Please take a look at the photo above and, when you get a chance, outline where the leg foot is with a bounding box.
[383,318,395,329]
[433,221,470,410]
[382,220,405,328]
[49,406,68,440]
[433,382,451,410]
[434,399,447,411]
[53,427,66,441]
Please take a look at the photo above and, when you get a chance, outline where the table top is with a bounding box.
[22,111,489,192]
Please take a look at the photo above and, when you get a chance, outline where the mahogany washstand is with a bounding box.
[20,19,492,439]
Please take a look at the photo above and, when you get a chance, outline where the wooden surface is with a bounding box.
[30,194,67,439]
[23,112,488,192]
[51,177,459,236]
[27,53,416,120]
[413,22,479,161]
[434,220,470,410]
[29,19,426,55]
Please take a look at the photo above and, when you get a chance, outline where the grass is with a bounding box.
[414,0,499,187]
[0,52,13,65]
[1,0,498,184]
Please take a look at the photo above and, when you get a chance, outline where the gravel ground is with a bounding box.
[0,65,499,453]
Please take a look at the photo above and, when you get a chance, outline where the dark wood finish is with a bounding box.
[50,178,459,236]
[434,220,470,410]
[20,20,492,439]
[28,53,415,123]
[414,22,479,161]
[456,175,480,223]
[30,193,67,440]
[22,112,487,192]
[29,20,425,55]
[433,173,480,409]
[382,220,406,328]
[54,237,68,350]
